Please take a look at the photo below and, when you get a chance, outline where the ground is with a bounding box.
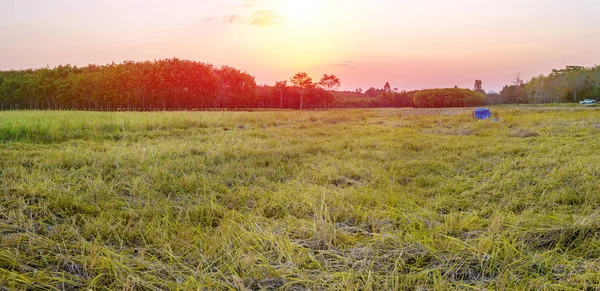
[1,107,600,290]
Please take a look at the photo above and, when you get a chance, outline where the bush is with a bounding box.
[413,88,486,108]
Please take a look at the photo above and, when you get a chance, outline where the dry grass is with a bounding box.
[1,107,600,290]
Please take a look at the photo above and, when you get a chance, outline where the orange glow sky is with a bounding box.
[1,0,599,91]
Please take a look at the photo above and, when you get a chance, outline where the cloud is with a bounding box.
[224,0,262,10]
[225,3,257,10]
[215,1,285,27]
[329,61,356,70]
[223,14,245,24]
[249,10,286,26]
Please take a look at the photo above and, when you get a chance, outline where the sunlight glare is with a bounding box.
[280,0,321,26]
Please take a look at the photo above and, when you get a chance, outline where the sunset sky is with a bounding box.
[1,0,599,92]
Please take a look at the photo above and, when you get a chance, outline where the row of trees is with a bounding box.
[0,58,484,110]
[4,58,595,110]
[337,81,488,108]
[525,66,600,103]
[490,66,600,104]
[0,59,340,110]
[352,66,600,106]
[332,82,415,108]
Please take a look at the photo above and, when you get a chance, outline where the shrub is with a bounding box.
[413,88,486,108]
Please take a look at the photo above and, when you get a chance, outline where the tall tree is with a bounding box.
[384,82,392,93]
[318,74,341,92]
[513,73,524,87]
[275,80,287,109]
[474,80,484,94]
[551,66,588,102]
[290,72,313,110]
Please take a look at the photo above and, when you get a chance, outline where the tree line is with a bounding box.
[2,59,597,110]
[334,82,484,108]
[343,65,599,107]
[488,66,600,104]
[0,59,339,110]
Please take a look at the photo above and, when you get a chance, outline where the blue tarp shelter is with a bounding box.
[474,108,491,120]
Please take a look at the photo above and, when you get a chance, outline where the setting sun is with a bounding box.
[280,1,321,26]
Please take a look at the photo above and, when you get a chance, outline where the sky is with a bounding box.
[1,0,599,92]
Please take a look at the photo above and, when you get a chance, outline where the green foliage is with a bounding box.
[330,90,415,108]
[594,86,600,98]
[485,91,502,105]
[0,61,337,111]
[500,83,528,104]
[413,88,486,108]
[376,91,414,107]
[525,65,600,103]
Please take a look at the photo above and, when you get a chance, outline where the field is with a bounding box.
[1,107,600,290]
